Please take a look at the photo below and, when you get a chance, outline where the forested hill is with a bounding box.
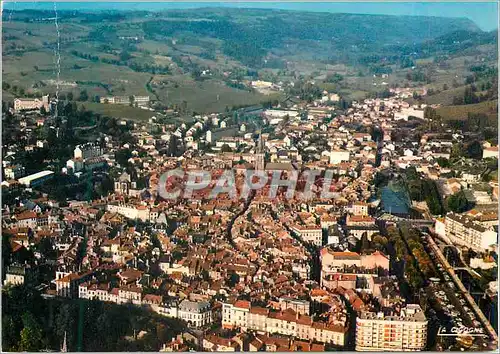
[9,7,484,68]
[142,8,481,46]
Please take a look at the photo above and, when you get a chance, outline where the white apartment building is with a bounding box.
[178,299,212,328]
[107,203,150,222]
[222,300,250,330]
[290,225,323,246]
[445,212,498,251]
[355,304,428,351]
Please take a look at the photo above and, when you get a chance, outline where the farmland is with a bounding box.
[79,102,157,121]
[436,100,498,121]
[1,7,498,117]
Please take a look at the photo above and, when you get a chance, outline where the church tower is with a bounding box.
[61,331,67,352]
[254,133,265,171]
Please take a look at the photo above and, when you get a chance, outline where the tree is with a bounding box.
[226,271,240,287]
[466,140,483,159]
[220,144,232,153]
[119,50,132,62]
[78,89,89,102]
[115,149,132,167]
[447,191,468,213]
[181,100,188,114]
[325,73,343,83]
[20,312,43,352]
[67,92,74,101]
[95,175,114,197]
[442,83,448,91]
[168,135,178,157]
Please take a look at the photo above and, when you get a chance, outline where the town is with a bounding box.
[2,81,498,351]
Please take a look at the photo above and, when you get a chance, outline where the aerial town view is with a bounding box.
[1,1,498,352]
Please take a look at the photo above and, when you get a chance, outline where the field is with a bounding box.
[152,75,281,113]
[435,100,498,121]
[80,102,157,121]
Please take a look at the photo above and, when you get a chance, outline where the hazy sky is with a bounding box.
[3,2,498,31]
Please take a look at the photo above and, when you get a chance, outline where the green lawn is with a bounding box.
[80,102,157,121]
[153,76,280,113]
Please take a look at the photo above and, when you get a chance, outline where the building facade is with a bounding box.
[445,212,498,251]
[355,305,427,351]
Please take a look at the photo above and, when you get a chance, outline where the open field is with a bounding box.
[80,102,157,121]
[152,75,281,113]
[435,100,498,121]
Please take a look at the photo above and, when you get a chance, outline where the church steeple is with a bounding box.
[254,132,265,171]
[61,331,67,352]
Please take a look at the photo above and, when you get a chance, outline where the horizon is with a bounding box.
[2,1,498,31]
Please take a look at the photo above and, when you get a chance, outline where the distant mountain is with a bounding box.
[139,8,483,66]
[387,29,498,57]
[5,7,489,69]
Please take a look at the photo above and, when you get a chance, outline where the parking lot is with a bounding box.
[421,234,491,350]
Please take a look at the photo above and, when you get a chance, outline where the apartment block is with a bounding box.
[222,301,346,346]
[445,212,498,251]
[355,304,427,351]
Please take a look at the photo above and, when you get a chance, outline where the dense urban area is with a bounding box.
[1,5,498,353]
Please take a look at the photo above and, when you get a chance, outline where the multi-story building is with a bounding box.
[14,95,50,112]
[222,301,346,346]
[278,297,310,315]
[355,304,427,351]
[290,225,323,246]
[320,249,390,290]
[349,202,369,216]
[222,300,251,330]
[18,170,54,187]
[74,143,103,160]
[3,264,37,286]
[178,299,212,328]
[445,212,498,251]
[321,249,389,274]
[4,165,25,179]
[15,211,38,229]
[330,149,351,164]
[107,203,150,222]
[100,95,150,106]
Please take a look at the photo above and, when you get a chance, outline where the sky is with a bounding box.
[2,1,498,31]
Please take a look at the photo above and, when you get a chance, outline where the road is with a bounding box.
[425,234,498,349]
